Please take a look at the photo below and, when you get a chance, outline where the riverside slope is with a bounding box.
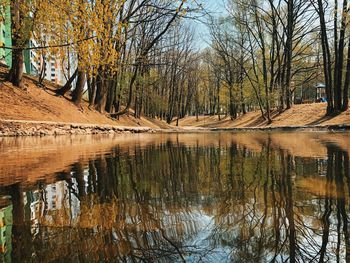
[1,66,350,136]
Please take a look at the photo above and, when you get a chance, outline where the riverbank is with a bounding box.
[2,66,350,136]
[174,103,350,129]
[2,119,350,137]
[0,65,172,132]
[0,119,157,137]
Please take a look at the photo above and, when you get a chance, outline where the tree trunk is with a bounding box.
[88,77,96,108]
[228,83,236,120]
[8,0,25,88]
[339,0,348,111]
[334,0,347,111]
[9,48,24,88]
[111,65,139,117]
[56,68,78,96]
[318,0,334,115]
[240,81,246,115]
[342,40,350,111]
[217,79,221,120]
[72,70,86,107]
[106,76,117,113]
[38,55,46,85]
[96,77,108,113]
[285,0,294,110]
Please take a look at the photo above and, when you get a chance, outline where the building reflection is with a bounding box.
[0,198,12,263]
[0,135,350,262]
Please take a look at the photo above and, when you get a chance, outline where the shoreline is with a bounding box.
[1,119,350,137]
[0,119,155,137]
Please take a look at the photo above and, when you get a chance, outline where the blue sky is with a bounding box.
[191,0,227,49]
[204,0,226,14]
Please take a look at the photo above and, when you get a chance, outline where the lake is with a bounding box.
[0,132,349,262]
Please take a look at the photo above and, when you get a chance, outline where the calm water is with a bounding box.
[0,132,350,262]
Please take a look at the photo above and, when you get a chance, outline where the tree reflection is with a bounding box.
[1,136,350,262]
[318,144,350,262]
[207,139,350,262]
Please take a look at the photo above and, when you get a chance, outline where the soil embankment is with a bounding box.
[0,66,171,136]
[1,65,350,136]
[174,103,350,129]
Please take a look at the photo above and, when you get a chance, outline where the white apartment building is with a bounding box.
[27,38,66,86]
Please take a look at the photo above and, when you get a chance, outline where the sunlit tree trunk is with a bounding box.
[72,69,86,107]
[8,0,25,88]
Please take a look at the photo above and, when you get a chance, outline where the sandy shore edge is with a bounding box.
[1,119,350,137]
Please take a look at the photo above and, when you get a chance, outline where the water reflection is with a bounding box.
[0,133,350,262]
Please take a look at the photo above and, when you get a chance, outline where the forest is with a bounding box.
[2,0,350,124]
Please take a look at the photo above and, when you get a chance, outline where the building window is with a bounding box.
[51,73,55,77]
